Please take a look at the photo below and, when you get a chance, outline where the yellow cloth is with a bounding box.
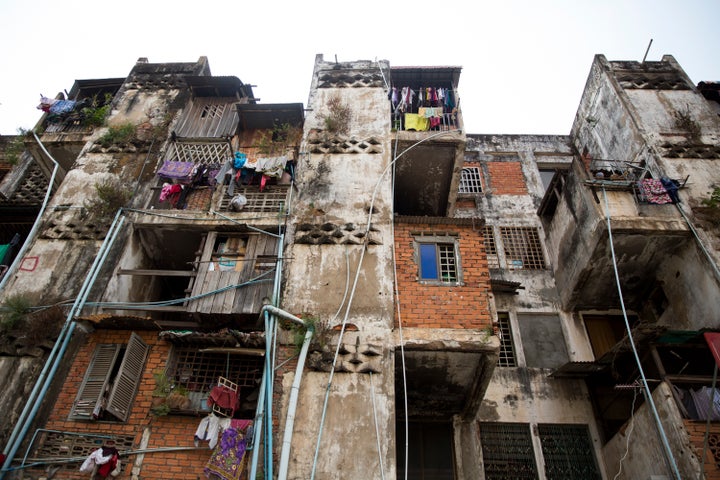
[404,113,429,131]
[418,107,443,118]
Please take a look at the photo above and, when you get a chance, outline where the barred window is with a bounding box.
[496,312,517,367]
[459,167,483,194]
[538,424,601,479]
[167,348,263,395]
[413,233,461,284]
[483,226,500,269]
[479,422,538,479]
[499,227,546,270]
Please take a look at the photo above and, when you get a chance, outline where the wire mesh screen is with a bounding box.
[537,424,601,480]
[479,422,539,479]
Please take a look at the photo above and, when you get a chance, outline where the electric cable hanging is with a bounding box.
[309,130,460,479]
[602,187,682,480]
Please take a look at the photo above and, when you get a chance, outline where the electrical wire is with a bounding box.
[309,129,460,479]
[369,372,387,480]
[613,385,640,480]
[602,187,682,480]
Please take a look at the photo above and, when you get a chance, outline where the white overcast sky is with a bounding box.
[1,0,718,136]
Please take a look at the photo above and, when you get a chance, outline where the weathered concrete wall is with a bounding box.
[602,382,701,480]
[280,57,397,479]
[0,356,45,447]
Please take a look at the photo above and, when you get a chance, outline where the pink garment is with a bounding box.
[159,183,182,202]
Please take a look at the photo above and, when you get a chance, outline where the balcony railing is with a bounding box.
[391,109,458,132]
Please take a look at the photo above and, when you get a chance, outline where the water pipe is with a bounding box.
[0,211,126,479]
[0,132,59,292]
[260,305,314,480]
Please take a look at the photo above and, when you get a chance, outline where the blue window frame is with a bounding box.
[415,234,460,284]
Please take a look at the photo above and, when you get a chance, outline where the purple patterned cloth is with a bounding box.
[638,178,672,204]
[157,161,196,181]
[203,426,250,480]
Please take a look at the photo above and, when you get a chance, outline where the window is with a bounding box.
[496,312,517,367]
[583,314,637,359]
[516,314,569,368]
[459,167,482,194]
[165,347,263,414]
[479,422,538,479]
[482,226,499,269]
[484,226,546,270]
[499,227,546,270]
[537,424,601,479]
[414,233,460,283]
[397,421,455,480]
[479,422,601,480]
[71,333,149,421]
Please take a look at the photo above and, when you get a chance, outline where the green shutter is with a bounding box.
[70,344,121,419]
[106,332,149,421]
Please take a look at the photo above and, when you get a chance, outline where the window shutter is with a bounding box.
[106,332,149,421]
[70,344,121,419]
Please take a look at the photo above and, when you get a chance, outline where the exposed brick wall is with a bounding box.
[486,161,527,195]
[394,222,491,329]
[38,329,213,479]
[684,419,720,479]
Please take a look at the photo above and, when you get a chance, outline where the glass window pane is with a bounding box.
[419,244,438,279]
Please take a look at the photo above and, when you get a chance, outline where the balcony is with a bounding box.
[539,156,690,310]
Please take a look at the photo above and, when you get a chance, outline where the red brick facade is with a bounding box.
[684,419,720,479]
[486,161,527,195]
[394,222,491,329]
[38,330,220,479]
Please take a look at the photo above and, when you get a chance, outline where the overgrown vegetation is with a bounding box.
[702,187,720,208]
[674,108,701,142]
[0,293,31,332]
[83,179,132,219]
[322,95,351,135]
[81,93,113,128]
[287,315,330,352]
[4,128,31,165]
[97,123,136,147]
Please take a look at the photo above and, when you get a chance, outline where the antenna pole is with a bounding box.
[642,38,653,63]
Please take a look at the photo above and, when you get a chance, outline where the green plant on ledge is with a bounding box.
[97,122,136,147]
[83,179,132,219]
[322,95,351,135]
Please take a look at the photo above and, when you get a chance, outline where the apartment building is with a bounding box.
[0,52,718,480]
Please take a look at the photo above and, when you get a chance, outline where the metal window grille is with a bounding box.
[34,432,135,472]
[459,167,482,193]
[437,243,457,282]
[167,348,263,394]
[537,424,601,479]
[217,185,289,213]
[497,312,517,367]
[499,227,546,270]
[169,141,231,164]
[479,422,539,479]
[483,226,500,269]
[201,104,225,119]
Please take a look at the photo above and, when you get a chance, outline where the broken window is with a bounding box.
[413,233,461,284]
[496,312,517,367]
[397,421,455,480]
[70,333,149,422]
[517,314,569,369]
[459,167,482,194]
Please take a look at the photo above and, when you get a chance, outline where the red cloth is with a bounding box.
[207,385,239,411]
[96,454,118,478]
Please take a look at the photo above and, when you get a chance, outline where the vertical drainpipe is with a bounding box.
[0,211,126,479]
[0,132,59,292]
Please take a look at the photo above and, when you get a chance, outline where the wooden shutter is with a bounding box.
[70,344,121,419]
[106,333,149,421]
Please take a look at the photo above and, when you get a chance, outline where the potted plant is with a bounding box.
[151,371,171,407]
[166,384,191,410]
